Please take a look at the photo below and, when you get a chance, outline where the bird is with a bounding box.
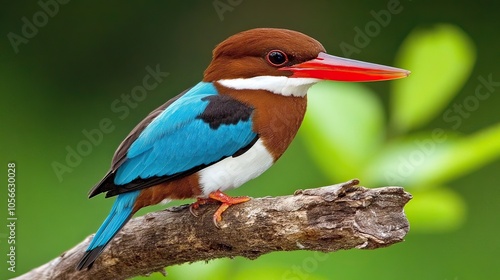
[76,28,409,270]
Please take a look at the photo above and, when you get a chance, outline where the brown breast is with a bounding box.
[215,83,307,161]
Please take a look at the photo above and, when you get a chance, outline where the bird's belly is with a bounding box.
[197,138,274,196]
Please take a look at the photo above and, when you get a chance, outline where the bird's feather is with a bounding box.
[89,82,257,197]
[76,190,139,270]
[88,89,190,198]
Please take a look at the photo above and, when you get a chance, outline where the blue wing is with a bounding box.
[113,82,257,185]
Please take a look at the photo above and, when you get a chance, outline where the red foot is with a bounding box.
[189,190,250,228]
[209,190,250,227]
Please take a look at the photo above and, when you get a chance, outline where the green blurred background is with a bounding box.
[1,0,499,279]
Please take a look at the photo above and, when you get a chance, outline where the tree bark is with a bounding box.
[14,179,412,280]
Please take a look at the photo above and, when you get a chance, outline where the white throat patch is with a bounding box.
[217,76,320,97]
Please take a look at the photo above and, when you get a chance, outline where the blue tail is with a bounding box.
[76,190,140,270]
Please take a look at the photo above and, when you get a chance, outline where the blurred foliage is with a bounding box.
[391,24,476,132]
[302,24,500,233]
[1,1,500,280]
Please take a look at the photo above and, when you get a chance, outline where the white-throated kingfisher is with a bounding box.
[76,28,409,270]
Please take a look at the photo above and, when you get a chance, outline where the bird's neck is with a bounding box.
[214,83,307,161]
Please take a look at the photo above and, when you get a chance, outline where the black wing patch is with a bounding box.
[196,95,254,129]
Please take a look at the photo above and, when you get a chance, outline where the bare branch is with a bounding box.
[14,180,412,280]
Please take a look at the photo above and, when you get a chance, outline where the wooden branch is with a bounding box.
[15,179,411,280]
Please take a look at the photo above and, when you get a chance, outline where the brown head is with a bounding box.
[203,28,410,98]
[204,28,326,81]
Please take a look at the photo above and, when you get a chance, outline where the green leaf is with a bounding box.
[301,81,385,181]
[391,24,476,133]
[411,123,500,186]
[405,187,466,233]
[362,130,458,187]
[364,123,500,188]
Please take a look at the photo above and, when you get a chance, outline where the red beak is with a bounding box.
[280,52,410,82]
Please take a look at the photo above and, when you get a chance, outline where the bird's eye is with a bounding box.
[266,50,288,67]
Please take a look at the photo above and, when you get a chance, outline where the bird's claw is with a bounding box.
[189,204,200,217]
[208,191,250,228]
[189,197,211,217]
[212,202,230,228]
[189,191,251,228]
